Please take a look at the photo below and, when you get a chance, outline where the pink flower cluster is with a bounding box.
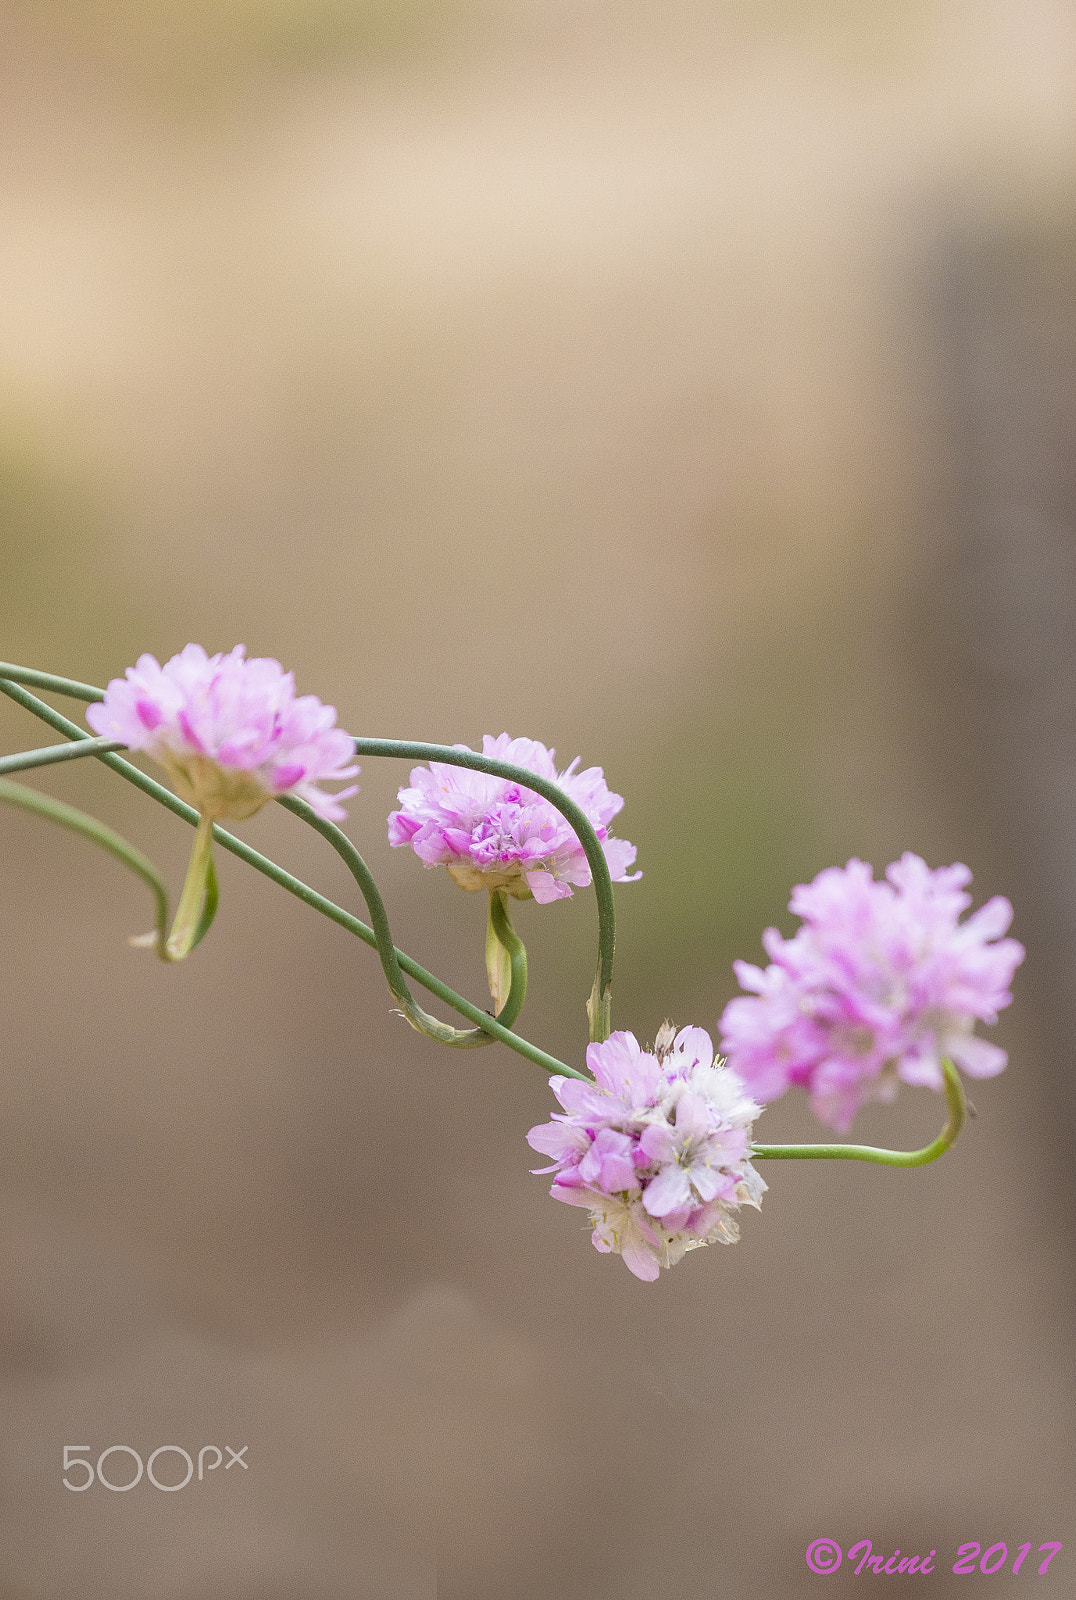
[87,644,359,822]
[527,1025,765,1281]
[388,734,639,904]
[719,854,1024,1133]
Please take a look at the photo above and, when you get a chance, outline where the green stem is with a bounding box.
[277,795,509,1050]
[164,812,217,961]
[0,736,124,775]
[0,663,104,702]
[0,664,981,1137]
[0,667,617,1040]
[351,738,617,1042]
[752,1059,967,1166]
[487,888,528,1029]
[0,776,170,958]
[0,675,608,1049]
[0,673,583,1080]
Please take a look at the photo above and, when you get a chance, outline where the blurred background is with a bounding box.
[1,1,1074,1595]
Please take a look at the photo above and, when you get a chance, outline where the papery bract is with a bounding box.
[527,1025,764,1281]
[718,854,1024,1132]
[87,644,359,822]
[388,733,639,903]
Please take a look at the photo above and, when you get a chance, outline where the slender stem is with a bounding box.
[752,1059,967,1166]
[0,777,169,957]
[276,795,506,1050]
[352,738,618,1042]
[0,663,979,1136]
[0,667,615,1044]
[0,674,583,1080]
[486,889,513,1015]
[587,963,611,1046]
[165,813,216,961]
[0,663,104,702]
[0,737,125,775]
[487,889,528,1029]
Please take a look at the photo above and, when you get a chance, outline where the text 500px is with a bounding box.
[62,1444,248,1491]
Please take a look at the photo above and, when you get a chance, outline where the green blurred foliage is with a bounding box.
[0,423,135,677]
[15,0,473,84]
[613,702,834,1025]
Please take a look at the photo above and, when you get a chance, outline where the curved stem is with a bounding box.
[352,738,617,1042]
[0,666,613,1044]
[0,777,170,958]
[487,888,528,1029]
[0,737,124,775]
[0,674,583,1080]
[752,1059,967,1166]
[276,795,506,1050]
[283,801,530,1046]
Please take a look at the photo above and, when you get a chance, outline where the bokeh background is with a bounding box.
[1,2,1075,1595]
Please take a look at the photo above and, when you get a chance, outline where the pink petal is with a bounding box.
[642,1165,692,1218]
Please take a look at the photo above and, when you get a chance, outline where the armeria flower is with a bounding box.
[387,733,639,904]
[718,854,1024,1133]
[527,1024,765,1281]
[87,645,358,960]
[86,644,358,823]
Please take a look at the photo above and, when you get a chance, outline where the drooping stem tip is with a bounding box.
[751,1058,967,1167]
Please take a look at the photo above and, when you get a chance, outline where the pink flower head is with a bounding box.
[388,733,639,904]
[527,1024,765,1281]
[87,644,359,822]
[718,854,1025,1133]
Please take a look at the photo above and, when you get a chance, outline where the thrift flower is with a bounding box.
[87,644,358,959]
[388,733,639,904]
[87,644,358,822]
[527,1024,765,1281]
[718,854,1024,1133]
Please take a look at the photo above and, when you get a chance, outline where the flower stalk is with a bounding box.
[751,1058,967,1166]
[359,736,620,1041]
[278,794,521,1051]
[0,735,124,775]
[0,672,583,1078]
[0,661,1001,1179]
[164,812,220,960]
[486,889,528,1026]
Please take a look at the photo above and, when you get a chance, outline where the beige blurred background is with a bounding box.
[1,2,1075,1595]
